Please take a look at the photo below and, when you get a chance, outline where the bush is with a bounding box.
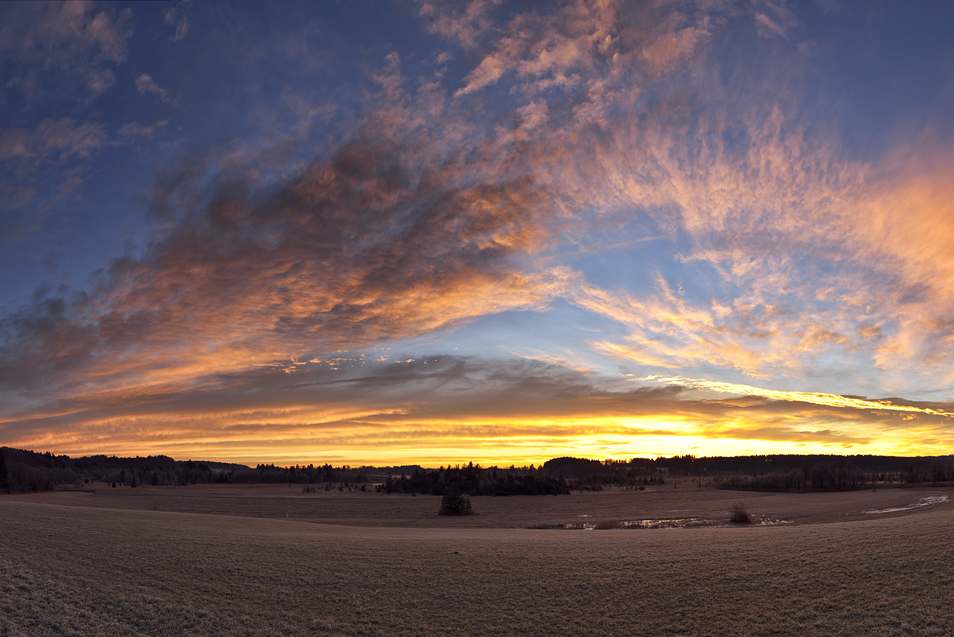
[439,485,474,515]
[730,502,751,524]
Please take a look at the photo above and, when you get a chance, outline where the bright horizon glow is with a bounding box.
[8,409,953,468]
[2,2,954,466]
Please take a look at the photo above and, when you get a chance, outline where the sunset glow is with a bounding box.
[2,1,954,465]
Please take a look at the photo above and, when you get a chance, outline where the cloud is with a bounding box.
[118,120,169,141]
[164,0,192,42]
[0,62,572,402]
[85,68,116,95]
[417,0,497,50]
[0,1,132,100]
[0,6,701,407]
[0,118,106,162]
[452,0,626,98]
[519,26,954,393]
[641,11,709,76]
[845,156,954,376]
[0,355,636,454]
[135,74,173,104]
[752,0,798,39]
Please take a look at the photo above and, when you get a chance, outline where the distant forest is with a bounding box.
[1,446,953,494]
[542,455,954,492]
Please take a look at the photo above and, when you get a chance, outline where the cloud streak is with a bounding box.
[638,375,954,418]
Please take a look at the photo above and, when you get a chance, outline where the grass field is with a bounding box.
[3,485,954,635]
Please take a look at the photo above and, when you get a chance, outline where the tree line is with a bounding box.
[719,458,954,492]
[540,454,954,492]
[0,447,392,493]
[2,447,953,494]
[0,447,568,496]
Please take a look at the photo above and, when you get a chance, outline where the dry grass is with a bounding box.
[3,487,954,635]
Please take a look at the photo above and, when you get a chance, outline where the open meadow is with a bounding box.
[3,484,954,635]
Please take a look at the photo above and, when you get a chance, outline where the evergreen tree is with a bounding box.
[439,485,473,515]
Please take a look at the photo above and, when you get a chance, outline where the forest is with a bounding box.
[2,446,953,494]
[542,454,954,492]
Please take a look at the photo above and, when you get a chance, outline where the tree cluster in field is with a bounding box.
[238,463,376,485]
[377,462,570,496]
[542,457,668,491]
[438,485,474,515]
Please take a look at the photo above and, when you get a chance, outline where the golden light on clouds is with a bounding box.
[7,382,954,466]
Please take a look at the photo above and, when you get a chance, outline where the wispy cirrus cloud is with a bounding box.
[561,118,954,390]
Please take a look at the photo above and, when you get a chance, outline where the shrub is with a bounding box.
[439,485,474,515]
[730,502,751,524]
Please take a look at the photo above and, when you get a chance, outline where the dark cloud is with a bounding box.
[0,292,97,391]
[129,127,552,336]
[0,83,562,396]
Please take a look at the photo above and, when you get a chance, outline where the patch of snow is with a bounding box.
[864,495,949,515]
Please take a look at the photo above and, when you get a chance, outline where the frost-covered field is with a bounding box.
[2,486,953,635]
[4,480,946,527]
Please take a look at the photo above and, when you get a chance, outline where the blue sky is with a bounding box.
[2,1,954,465]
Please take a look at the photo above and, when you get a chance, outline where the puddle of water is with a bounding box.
[559,517,791,530]
[864,495,949,515]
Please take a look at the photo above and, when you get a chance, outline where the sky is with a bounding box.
[2,0,954,467]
